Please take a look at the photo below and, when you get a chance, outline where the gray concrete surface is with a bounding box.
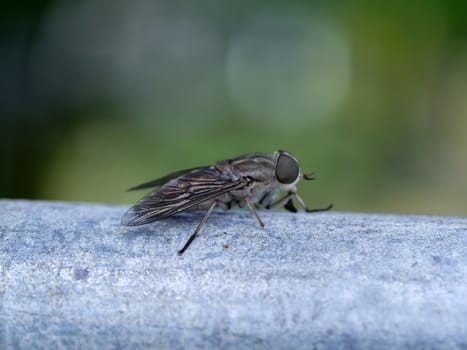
[0,199,466,349]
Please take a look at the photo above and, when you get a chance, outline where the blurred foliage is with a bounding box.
[1,0,466,215]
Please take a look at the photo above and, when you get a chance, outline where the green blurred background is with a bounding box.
[1,0,466,215]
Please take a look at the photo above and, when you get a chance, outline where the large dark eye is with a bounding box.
[275,153,299,184]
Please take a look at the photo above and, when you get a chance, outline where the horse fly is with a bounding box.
[122,150,332,255]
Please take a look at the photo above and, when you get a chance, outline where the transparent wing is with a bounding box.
[121,167,248,226]
[126,166,206,191]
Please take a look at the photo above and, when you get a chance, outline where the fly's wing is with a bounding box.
[126,166,206,191]
[121,166,248,226]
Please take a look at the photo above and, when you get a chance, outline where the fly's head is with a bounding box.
[273,150,302,191]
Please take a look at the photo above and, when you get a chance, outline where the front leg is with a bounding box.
[284,199,298,213]
[266,192,333,213]
[265,192,295,210]
[295,193,333,212]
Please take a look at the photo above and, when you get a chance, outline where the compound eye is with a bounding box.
[276,153,299,184]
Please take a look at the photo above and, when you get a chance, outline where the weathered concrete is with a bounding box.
[0,199,466,349]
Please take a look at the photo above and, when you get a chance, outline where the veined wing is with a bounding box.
[121,167,248,226]
[126,166,206,191]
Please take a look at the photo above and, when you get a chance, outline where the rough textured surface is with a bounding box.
[0,199,466,349]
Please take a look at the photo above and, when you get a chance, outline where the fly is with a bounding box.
[122,150,332,255]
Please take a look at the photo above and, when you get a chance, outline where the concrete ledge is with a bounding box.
[0,199,466,349]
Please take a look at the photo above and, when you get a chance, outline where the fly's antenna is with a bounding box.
[302,172,316,181]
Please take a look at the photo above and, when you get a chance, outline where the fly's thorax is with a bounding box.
[214,150,302,206]
[216,153,276,182]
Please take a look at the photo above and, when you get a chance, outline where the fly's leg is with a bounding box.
[245,197,265,227]
[295,193,333,212]
[300,172,333,211]
[177,201,217,255]
[283,199,298,213]
[266,191,332,213]
[265,192,295,210]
